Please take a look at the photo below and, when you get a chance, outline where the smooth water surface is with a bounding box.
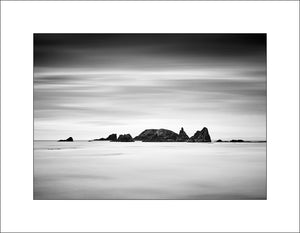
[34,141,266,199]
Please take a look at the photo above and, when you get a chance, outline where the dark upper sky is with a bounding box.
[35,34,266,70]
[34,34,266,140]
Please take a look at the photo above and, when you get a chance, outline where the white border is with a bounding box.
[1,1,299,232]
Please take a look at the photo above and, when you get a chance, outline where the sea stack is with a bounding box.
[188,127,211,142]
[58,137,73,142]
[117,134,134,142]
[106,134,117,141]
[134,129,179,142]
[176,127,189,142]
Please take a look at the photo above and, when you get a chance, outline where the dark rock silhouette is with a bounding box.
[134,129,179,142]
[91,137,106,141]
[58,137,73,142]
[215,139,254,143]
[230,139,245,142]
[89,127,213,143]
[92,134,117,142]
[176,127,189,141]
[106,134,117,141]
[188,127,211,142]
[134,129,158,141]
[117,134,134,142]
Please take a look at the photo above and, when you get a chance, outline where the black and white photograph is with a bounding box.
[2,0,300,231]
[34,33,267,200]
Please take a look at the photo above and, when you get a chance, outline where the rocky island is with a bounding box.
[88,127,211,143]
[117,134,134,142]
[134,127,211,142]
[134,128,179,142]
[215,139,266,143]
[90,134,117,142]
[90,133,134,142]
[58,128,265,143]
[58,137,73,142]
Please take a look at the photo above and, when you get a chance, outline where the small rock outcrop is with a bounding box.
[58,137,73,142]
[188,127,211,142]
[215,139,249,143]
[176,127,189,142]
[117,134,134,142]
[92,133,117,142]
[90,137,106,141]
[134,129,179,142]
[230,139,244,143]
[106,134,117,141]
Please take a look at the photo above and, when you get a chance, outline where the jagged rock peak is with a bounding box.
[177,127,189,141]
[188,127,211,142]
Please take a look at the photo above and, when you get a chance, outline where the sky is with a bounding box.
[34,34,266,140]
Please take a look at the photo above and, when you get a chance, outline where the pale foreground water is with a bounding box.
[34,141,266,200]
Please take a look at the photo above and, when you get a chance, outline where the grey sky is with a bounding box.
[34,34,266,140]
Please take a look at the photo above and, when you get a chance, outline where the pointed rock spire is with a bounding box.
[177,127,189,141]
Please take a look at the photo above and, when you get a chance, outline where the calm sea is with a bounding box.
[34,141,266,200]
